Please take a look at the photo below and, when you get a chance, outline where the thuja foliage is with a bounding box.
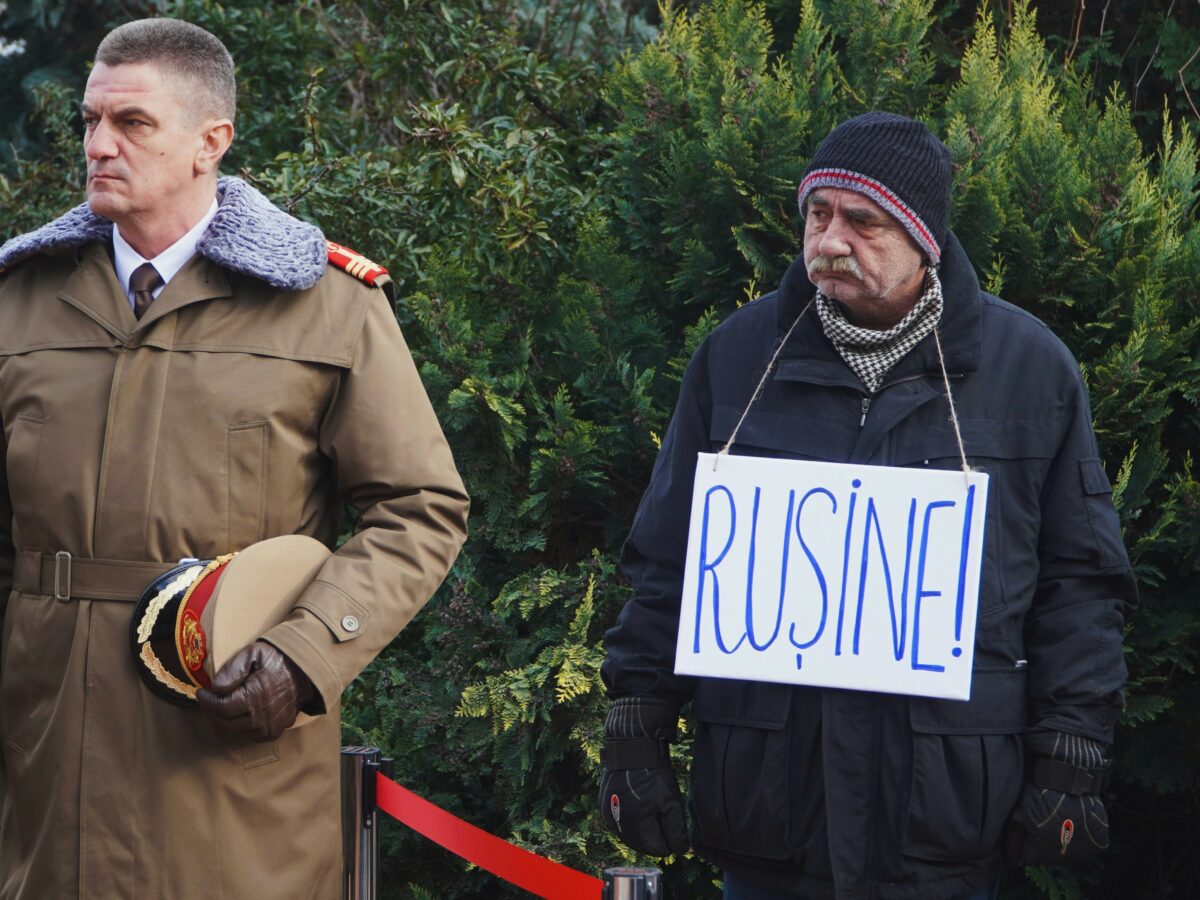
[2,1,1198,898]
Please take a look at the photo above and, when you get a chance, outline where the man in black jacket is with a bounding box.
[599,112,1134,900]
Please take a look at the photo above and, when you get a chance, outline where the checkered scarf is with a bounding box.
[816,268,944,393]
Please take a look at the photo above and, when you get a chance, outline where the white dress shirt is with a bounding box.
[112,198,219,309]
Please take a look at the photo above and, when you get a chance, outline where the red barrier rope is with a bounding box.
[375,772,605,900]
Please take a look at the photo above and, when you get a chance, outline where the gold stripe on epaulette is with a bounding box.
[326,240,389,287]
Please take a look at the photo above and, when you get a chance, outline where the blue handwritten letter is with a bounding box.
[911,499,955,673]
[694,484,746,654]
[790,487,836,650]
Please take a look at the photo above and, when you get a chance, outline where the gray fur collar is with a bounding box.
[0,176,327,291]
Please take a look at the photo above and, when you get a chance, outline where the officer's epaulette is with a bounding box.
[326,241,395,304]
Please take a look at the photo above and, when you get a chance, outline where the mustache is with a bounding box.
[807,255,864,280]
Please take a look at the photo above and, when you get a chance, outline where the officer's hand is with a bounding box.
[598,696,689,857]
[1006,784,1109,865]
[197,641,315,743]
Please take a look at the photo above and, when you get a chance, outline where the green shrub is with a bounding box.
[2,2,1197,897]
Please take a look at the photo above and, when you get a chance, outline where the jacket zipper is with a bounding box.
[858,372,965,428]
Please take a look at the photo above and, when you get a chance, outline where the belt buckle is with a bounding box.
[53,551,72,603]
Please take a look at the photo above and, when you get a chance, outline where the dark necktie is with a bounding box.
[130,263,163,320]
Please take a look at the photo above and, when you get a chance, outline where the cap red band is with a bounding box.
[174,560,229,690]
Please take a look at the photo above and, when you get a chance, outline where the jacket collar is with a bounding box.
[0,177,327,292]
[773,230,982,380]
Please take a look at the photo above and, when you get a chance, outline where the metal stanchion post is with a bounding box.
[342,746,382,900]
[603,867,662,899]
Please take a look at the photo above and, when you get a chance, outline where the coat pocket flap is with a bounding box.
[909,668,1027,734]
[891,419,1056,465]
[0,338,121,357]
[691,679,790,730]
[1079,457,1113,495]
[709,403,852,461]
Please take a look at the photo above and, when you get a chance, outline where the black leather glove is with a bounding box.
[598,695,689,857]
[196,641,315,743]
[1006,732,1111,865]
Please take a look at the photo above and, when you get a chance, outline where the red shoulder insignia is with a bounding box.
[326,241,391,289]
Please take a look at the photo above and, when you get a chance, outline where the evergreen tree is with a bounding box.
[2,2,1197,897]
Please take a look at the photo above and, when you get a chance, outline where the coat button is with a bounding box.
[341,615,359,633]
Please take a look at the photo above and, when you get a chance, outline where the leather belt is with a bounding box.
[12,550,176,603]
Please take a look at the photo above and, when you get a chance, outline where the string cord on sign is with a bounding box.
[932,325,973,484]
[715,298,815,468]
[716,297,972,483]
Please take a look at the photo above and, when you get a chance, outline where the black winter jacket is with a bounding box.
[602,233,1135,899]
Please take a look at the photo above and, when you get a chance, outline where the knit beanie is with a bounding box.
[797,111,952,265]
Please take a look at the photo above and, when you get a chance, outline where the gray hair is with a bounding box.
[95,18,236,122]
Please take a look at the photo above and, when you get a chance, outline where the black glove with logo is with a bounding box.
[1006,732,1111,865]
[598,695,689,857]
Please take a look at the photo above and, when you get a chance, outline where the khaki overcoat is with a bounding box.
[0,195,469,898]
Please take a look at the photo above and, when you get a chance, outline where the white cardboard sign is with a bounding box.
[674,453,990,700]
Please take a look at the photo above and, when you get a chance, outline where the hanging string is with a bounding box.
[718,296,972,483]
[932,326,973,483]
[715,298,815,469]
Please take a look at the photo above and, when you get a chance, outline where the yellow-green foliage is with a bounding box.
[456,572,604,736]
[7,0,1199,897]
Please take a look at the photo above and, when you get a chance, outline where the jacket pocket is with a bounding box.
[709,403,852,462]
[6,413,45,542]
[238,741,280,770]
[901,668,1026,861]
[689,679,793,861]
[890,421,1056,622]
[227,421,269,550]
[0,581,73,758]
[1078,458,1126,568]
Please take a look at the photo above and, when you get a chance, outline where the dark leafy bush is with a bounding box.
[2,1,1197,897]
